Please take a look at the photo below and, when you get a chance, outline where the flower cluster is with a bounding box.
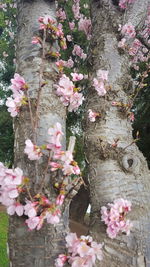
[119,0,136,9]
[0,161,62,230]
[0,121,82,230]
[93,69,109,96]
[78,16,92,40]
[72,0,80,20]
[55,74,84,112]
[101,198,133,239]
[6,73,28,117]
[56,8,66,22]
[55,233,103,267]
[118,11,150,69]
[72,44,87,60]
[32,15,67,50]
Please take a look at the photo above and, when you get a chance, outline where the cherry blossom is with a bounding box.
[55,75,84,111]
[88,109,99,122]
[26,216,40,230]
[93,69,108,96]
[24,139,42,160]
[10,73,27,94]
[121,23,136,38]
[101,198,133,239]
[7,202,24,216]
[47,122,63,151]
[71,73,84,82]
[78,17,92,40]
[55,233,103,267]
[6,94,24,117]
[72,1,80,20]
[72,45,87,60]
[56,8,66,21]
[55,254,68,267]
[69,21,75,31]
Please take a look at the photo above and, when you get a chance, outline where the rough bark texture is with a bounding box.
[8,1,68,266]
[84,0,150,266]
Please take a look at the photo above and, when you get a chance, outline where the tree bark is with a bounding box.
[84,0,150,266]
[8,1,68,266]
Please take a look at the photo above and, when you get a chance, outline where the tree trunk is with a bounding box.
[84,0,150,266]
[8,1,68,266]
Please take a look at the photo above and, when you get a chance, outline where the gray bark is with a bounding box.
[8,1,68,266]
[84,0,150,266]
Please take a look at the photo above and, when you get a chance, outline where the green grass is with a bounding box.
[0,212,9,267]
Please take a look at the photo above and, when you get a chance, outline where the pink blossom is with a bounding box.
[65,233,103,266]
[32,36,41,45]
[46,209,61,224]
[56,195,65,206]
[62,164,75,176]
[78,17,92,40]
[55,74,74,99]
[88,109,99,122]
[118,38,126,48]
[24,139,42,160]
[93,69,108,96]
[38,15,56,29]
[0,189,15,206]
[91,242,103,261]
[6,92,25,117]
[55,254,68,267]
[56,8,66,21]
[4,167,23,185]
[7,202,24,216]
[66,233,79,255]
[60,151,73,164]
[7,186,19,199]
[93,79,107,96]
[26,216,40,230]
[101,198,132,239]
[71,73,84,81]
[73,165,80,175]
[72,45,87,60]
[66,35,72,42]
[68,92,84,112]
[47,122,63,151]
[121,23,136,38]
[69,22,75,31]
[72,2,80,20]
[55,75,83,111]
[97,70,108,81]
[50,162,62,171]
[64,58,74,68]
[10,73,26,93]
[24,201,37,218]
